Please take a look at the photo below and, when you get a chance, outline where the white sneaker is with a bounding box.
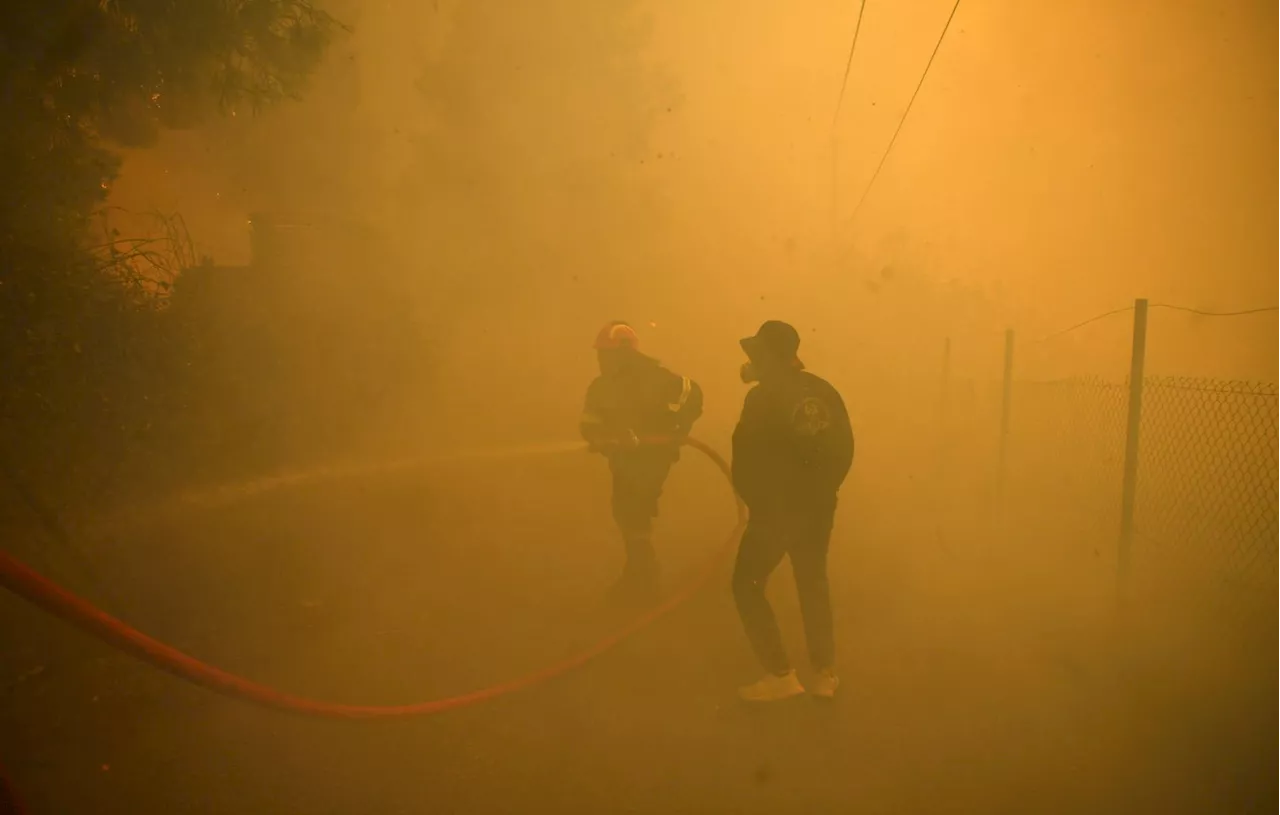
[809,667,840,699]
[737,670,806,703]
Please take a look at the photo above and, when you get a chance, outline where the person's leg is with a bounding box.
[731,520,790,673]
[732,518,805,701]
[789,507,838,696]
[609,453,671,593]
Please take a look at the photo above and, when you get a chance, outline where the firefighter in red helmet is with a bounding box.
[580,321,704,602]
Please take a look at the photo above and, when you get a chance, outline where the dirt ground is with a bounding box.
[1,445,1274,814]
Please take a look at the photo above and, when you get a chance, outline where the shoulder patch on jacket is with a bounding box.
[791,395,832,436]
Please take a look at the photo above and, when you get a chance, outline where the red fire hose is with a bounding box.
[0,436,743,806]
[0,768,23,815]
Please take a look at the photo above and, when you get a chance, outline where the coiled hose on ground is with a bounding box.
[0,436,744,811]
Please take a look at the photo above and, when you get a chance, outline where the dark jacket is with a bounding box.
[580,357,704,453]
[731,369,854,515]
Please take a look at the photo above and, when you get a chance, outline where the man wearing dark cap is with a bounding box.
[730,320,854,702]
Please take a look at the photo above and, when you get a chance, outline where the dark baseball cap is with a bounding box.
[740,320,801,361]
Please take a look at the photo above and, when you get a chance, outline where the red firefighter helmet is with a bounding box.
[593,321,640,351]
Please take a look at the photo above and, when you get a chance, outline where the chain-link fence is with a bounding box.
[1131,377,1278,620]
[937,300,1278,634]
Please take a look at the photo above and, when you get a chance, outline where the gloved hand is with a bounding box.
[591,429,639,454]
[596,429,637,455]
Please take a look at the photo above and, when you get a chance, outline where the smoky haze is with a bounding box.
[2,0,1275,813]
[107,0,1278,404]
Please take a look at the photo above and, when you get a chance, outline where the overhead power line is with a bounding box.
[1035,302,1279,343]
[847,0,962,223]
[1149,304,1280,318]
[1035,306,1135,343]
[831,0,868,129]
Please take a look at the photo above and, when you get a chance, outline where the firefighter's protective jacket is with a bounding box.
[580,357,703,451]
[731,369,854,515]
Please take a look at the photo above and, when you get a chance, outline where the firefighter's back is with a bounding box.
[589,359,692,439]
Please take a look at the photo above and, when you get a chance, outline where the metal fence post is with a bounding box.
[997,329,1015,497]
[935,337,952,501]
[1118,298,1149,608]
[940,336,952,419]
[939,336,952,451]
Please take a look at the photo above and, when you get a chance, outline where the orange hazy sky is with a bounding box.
[106,0,1277,380]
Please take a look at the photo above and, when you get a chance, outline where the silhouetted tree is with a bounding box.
[0,1,339,511]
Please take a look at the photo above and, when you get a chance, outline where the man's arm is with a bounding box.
[731,387,771,507]
[821,387,855,492]
[667,373,704,438]
[788,380,853,494]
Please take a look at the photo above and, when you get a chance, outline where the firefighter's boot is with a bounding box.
[609,529,661,605]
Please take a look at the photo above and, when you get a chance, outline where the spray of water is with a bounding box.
[88,440,590,540]
[430,440,591,464]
